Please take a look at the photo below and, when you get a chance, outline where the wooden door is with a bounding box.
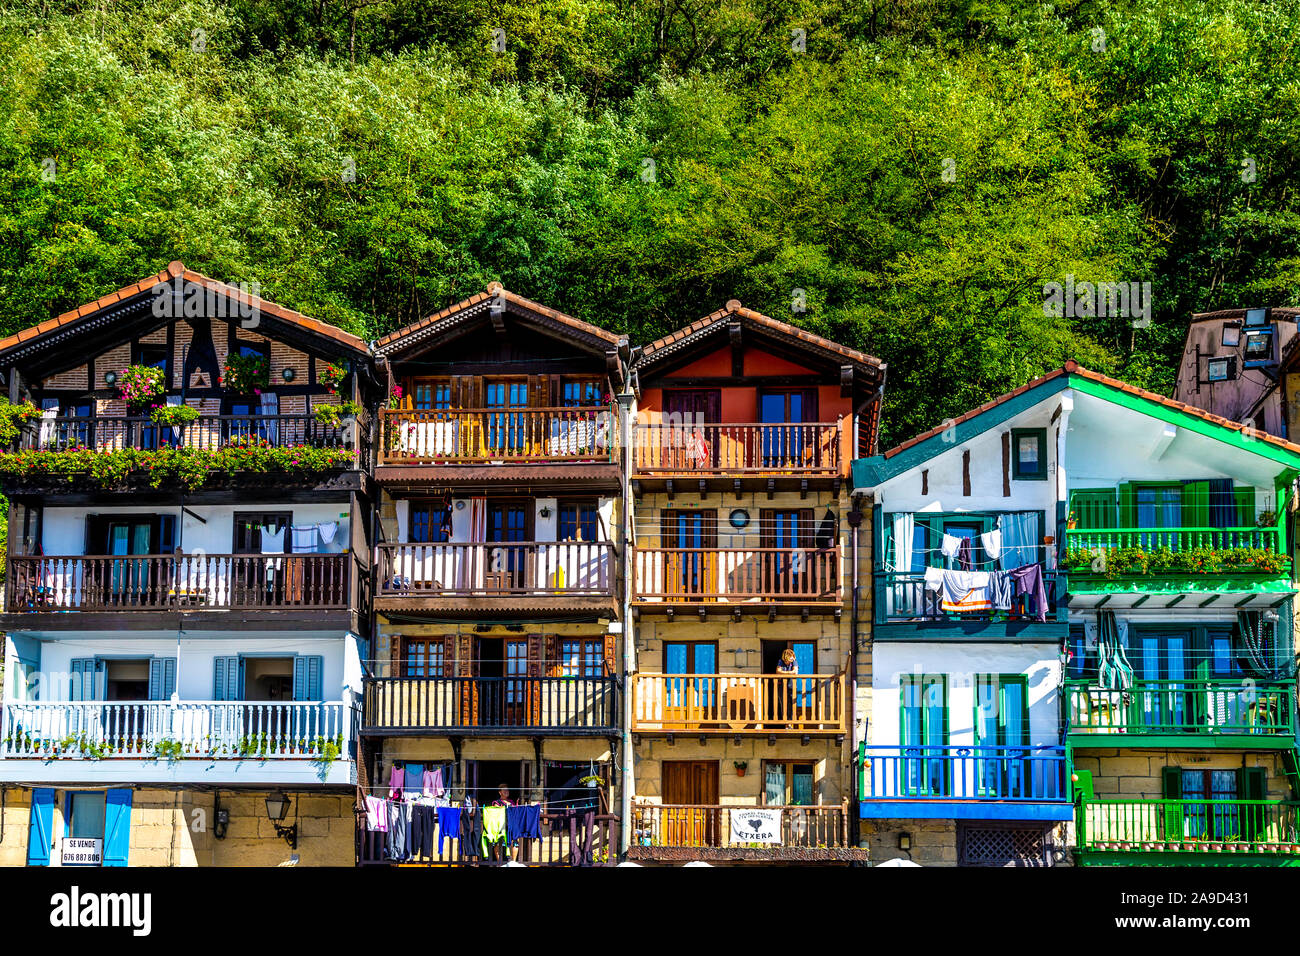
[663,389,720,469]
[662,510,717,599]
[662,761,720,846]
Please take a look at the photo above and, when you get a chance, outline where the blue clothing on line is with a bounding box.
[437,806,461,855]
[506,804,541,842]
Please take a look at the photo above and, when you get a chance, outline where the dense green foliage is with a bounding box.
[2,0,1299,445]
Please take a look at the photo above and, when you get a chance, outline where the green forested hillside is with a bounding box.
[2,0,1299,446]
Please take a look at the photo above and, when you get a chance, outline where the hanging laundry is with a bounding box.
[940,533,962,561]
[422,767,445,798]
[410,804,437,859]
[506,804,541,843]
[260,524,285,573]
[956,537,973,571]
[988,569,1014,611]
[460,805,482,860]
[482,805,508,856]
[291,525,317,553]
[437,807,461,855]
[981,529,1003,564]
[939,569,991,613]
[403,763,425,795]
[1008,563,1049,622]
[364,796,388,832]
[317,521,339,545]
[386,801,409,860]
[388,763,405,801]
[922,566,945,592]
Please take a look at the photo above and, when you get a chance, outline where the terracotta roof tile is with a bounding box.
[0,263,368,357]
[881,361,1300,459]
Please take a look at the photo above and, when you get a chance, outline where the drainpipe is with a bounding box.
[616,389,635,857]
[846,494,864,852]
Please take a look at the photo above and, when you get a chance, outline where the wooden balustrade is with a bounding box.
[1066,679,1297,738]
[359,811,617,865]
[628,802,851,850]
[23,414,357,454]
[1077,798,1300,855]
[874,570,1061,624]
[5,554,350,612]
[0,700,349,759]
[1065,527,1282,556]
[859,745,1069,802]
[376,542,615,597]
[631,422,842,475]
[631,672,846,734]
[363,677,619,732]
[379,406,615,464]
[632,546,840,603]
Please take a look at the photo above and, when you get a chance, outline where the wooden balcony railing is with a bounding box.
[378,406,616,464]
[1077,798,1300,855]
[0,701,350,759]
[1065,527,1284,564]
[631,672,846,734]
[631,422,842,475]
[629,801,852,850]
[360,810,617,865]
[1067,679,1297,739]
[5,553,351,612]
[24,414,357,455]
[874,570,1062,625]
[632,547,840,604]
[377,542,615,597]
[859,745,1069,802]
[363,677,619,732]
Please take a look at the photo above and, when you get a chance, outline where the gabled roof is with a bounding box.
[374,283,624,358]
[0,261,369,359]
[853,361,1300,489]
[634,299,884,375]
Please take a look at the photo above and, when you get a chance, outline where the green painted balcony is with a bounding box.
[1066,679,1296,748]
[1075,798,1300,866]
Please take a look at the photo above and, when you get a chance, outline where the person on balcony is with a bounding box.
[777,648,798,725]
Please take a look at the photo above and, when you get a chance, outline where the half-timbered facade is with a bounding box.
[0,263,377,866]
[625,301,882,863]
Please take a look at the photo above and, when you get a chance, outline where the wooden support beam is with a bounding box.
[729,319,744,376]
[962,449,971,496]
[1001,432,1011,497]
[921,469,928,496]
[840,365,854,398]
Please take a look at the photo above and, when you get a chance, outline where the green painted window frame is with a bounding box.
[972,673,1030,747]
[900,674,949,744]
[1010,428,1048,481]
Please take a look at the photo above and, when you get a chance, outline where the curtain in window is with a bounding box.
[765,764,785,804]
[1208,478,1236,529]
[890,512,915,618]
[1236,609,1279,679]
[998,512,1038,570]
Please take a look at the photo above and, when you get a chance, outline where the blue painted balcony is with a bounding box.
[858,744,1073,822]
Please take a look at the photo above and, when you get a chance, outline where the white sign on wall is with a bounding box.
[62,838,102,866]
[729,808,782,844]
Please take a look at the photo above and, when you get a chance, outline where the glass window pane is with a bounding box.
[68,792,106,839]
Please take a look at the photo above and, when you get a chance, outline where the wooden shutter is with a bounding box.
[1117,483,1137,528]
[527,634,545,726]
[70,658,100,701]
[26,789,54,866]
[213,656,240,701]
[294,655,324,701]
[102,790,133,867]
[457,633,477,726]
[149,657,177,701]
[1182,481,1210,528]
[603,633,617,677]
[545,635,562,677]
[1161,766,1184,841]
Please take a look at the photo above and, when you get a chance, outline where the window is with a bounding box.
[403,638,446,678]
[560,639,603,677]
[411,501,450,543]
[561,380,602,407]
[558,502,598,542]
[759,389,817,424]
[1010,428,1048,480]
[1134,485,1182,529]
[663,642,716,673]
[66,792,106,842]
[413,382,452,410]
[900,674,948,795]
[974,675,1029,746]
[764,761,814,806]
[233,512,291,553]
[132,343,168,376]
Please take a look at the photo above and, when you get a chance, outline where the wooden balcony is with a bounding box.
[631,546,840,613]
[627,801,865,862]
[0,700,350,760]
[3,553,355,630]
[362,676,619,736]
[1064,527,1288,580]
[1075,798,1300,865]
[858,745,1072,821]
[360,811,618,866]
[631,422,845,492]
[1066,679,1297,747]
[874,570,1065,634]
[375,542,617,614]
[23,413,358,455]
[376,407,619,487]
[630,672,846,736]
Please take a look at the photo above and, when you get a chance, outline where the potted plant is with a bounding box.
[118,365,166,410]
[318,362,348,393]
[1066,511,1078,530]
[734,760,748,777]
[221,352,270,394]
[312,400,361,427]
[150,404,199,428]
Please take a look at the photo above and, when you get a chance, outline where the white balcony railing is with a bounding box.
[0,700,350,760]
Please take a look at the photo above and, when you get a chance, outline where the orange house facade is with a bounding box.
[626,301,883,863]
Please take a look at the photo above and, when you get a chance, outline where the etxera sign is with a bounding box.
[49,887,151,937]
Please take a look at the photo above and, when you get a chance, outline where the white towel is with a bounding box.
[260,525,285,553]
[291,525,317,553]
[940,570,992,612]
[980,529,1002,563]
[922,566,945,592]
[317,521,339,544]
[941,533,962,560]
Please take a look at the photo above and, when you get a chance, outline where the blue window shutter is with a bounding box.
[149,658,177,700]
[293,656,324,701]
[102,790,133,867]
[213,657,239,701]
[71,658,101,701]
[26,788,54,866]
